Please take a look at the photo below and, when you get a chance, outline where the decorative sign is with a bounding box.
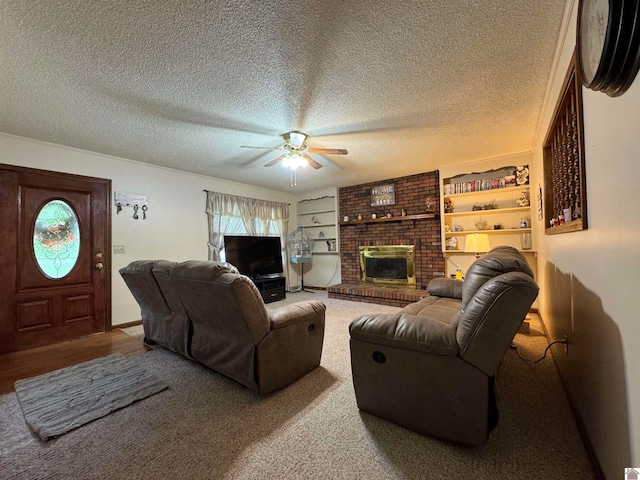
[371,184,395,206]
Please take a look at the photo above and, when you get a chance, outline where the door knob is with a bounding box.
[95,262,104,269]
[96,252,104,259]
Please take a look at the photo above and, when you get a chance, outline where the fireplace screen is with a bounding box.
[359,245,415,287]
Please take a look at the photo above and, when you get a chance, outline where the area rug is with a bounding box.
[14,352,167,441]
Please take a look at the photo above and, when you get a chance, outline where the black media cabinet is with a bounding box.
[251,276,286,304]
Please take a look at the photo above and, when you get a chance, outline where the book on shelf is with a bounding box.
[444,175,526,196]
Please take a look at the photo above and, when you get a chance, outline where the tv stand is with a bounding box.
[251,276,286,304]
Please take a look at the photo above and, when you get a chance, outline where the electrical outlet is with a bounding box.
[114,244,125,254]
[564,334,569,355]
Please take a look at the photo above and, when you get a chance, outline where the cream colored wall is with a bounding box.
[0,133,297,326]
[531,0,640,476]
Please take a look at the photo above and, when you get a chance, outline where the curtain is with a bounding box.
[205,191,290,265]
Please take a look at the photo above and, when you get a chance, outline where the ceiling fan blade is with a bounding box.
[302,154,323,169]
[240,146,282,151]
[307,148,348,155]
[264,155,286,167]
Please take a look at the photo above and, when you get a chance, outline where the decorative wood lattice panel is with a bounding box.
[543,51,588,235]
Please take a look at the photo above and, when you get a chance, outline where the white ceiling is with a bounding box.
[0,0,567,193]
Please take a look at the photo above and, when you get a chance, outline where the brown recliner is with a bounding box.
[349,246,538,445]
[119,260,191,356]
[120,260,326,394]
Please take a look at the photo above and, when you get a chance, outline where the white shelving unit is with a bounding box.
[297,195,339,255]
[439,158,537,311]
[441,169,534,257]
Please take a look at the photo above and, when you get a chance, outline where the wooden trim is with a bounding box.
[0,163,112,185]
[113,320,142,329]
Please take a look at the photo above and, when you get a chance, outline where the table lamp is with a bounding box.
[465,233,490,258]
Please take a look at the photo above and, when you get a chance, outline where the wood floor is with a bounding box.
[0,330,147,395]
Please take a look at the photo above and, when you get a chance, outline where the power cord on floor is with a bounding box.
[510,339,568,364]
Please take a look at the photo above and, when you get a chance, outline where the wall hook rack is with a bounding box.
[114,191,149,219]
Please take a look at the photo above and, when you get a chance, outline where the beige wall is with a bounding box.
[531,0,640,476]
[0,133,297,326]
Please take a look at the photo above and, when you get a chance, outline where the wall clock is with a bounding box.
[577,0,640,96]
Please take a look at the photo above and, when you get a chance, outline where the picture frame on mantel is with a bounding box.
[543,50,588,235]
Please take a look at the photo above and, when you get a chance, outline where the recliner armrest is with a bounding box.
[268,300,326,329]
[349,314,458,356]
[426,278,463,299]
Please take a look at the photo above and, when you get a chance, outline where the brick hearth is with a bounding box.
[327,283,428,308]
[329,170,445,306]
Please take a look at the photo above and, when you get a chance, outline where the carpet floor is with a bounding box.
[0,291,595,479]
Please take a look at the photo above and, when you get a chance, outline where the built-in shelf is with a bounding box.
[444,206,530,218]
[297,194,339,257]
[444,249,536,255]
[298,209,335,215]
[444,228,531,237]
[301,223,334,228]
[441,166,534,275]
[443,185,529,199]
[339,213,437,225]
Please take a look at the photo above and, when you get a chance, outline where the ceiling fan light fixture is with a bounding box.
[282,153,306,170]
[245,132,347,182]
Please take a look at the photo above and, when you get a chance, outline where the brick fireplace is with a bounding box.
[328,171,445,307]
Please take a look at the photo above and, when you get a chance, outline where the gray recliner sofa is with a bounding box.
[120,260,326,394]
[348,246,538,445]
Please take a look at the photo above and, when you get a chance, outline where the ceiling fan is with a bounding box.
[240,131,348,170]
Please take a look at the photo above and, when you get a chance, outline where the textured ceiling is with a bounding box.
[0,0,567,193]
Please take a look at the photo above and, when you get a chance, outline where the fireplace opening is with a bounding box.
[359,245,415,288]
[365,258,408,280]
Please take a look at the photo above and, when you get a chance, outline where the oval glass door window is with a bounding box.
[33,200,81,279]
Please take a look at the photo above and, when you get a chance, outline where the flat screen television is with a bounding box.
[223,235,284,278]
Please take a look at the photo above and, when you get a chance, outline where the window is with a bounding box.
[204,191,289,264]
[33,200,80,278]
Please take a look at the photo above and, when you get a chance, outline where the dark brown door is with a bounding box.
[0,164,111,354]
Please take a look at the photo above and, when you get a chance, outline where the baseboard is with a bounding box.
[113,320,142,330]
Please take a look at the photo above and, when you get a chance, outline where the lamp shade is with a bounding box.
[465,233,491,255]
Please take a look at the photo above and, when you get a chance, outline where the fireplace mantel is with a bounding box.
[339,213,437,226]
